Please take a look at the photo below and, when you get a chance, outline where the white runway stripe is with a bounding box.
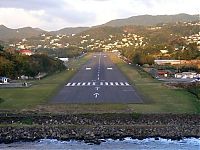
[66,83,71,86]
[71,83,76,86]
[120,82,124,86]
[65,82,131,86]
[115,82,119,86]
[125,82,129,86]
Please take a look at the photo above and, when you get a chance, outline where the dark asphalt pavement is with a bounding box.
[51,52,143,103]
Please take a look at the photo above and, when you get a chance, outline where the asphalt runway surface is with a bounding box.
[51,52,143,103]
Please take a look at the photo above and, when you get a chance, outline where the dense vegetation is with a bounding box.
[0,45,65,79]
[36,46,85,58]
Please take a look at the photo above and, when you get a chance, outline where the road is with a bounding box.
[51,52,143,104]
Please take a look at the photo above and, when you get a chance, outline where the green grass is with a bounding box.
[0,52,199,114]
[109,54,200,114]
[0,54,91,110]
[36,104,129,114]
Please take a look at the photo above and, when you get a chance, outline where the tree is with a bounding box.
[0,45,4,52]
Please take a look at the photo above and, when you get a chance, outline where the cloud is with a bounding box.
[0,0,97,30]
[0,0,65,10]
[0,0,199,30]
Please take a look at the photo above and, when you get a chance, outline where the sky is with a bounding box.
[0,0,199,31]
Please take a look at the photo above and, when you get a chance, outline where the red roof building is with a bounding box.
[18,49,33,56]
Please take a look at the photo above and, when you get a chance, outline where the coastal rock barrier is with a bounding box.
[0,113,199,144]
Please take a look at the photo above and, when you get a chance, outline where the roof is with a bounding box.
[18,49,32,53]
[0,77,9,79]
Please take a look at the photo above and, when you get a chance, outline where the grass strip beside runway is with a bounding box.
[109,54,200,114]
[0,54,91,110]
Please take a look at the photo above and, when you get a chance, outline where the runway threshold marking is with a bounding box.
[65,82,131,87]
[125,82,130,86]
[120,82,124,86]
[66,83,71,86]
[71,83,76,86]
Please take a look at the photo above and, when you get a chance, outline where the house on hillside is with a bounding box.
[18,49,33,56]
[149,69,174,78]
[0,77,9,84]
[175,72,197,79]
[154,60,181,65]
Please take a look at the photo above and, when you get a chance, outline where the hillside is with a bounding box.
[0,25,46,41]
[102,14,199,27]
[0,14,199,41]
[50,27,90,35]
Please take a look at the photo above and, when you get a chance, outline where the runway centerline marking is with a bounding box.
[97,52,102,81]
[95,87,100,91]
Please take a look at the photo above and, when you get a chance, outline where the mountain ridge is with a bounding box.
[102,13,199,27]
[0,13,199,41]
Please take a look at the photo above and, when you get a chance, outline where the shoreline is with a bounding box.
[0,113,199,145]
[1,137,200,145]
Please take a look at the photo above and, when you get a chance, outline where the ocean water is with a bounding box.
[0,138,199,150]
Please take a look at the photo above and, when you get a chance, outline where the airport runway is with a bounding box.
[51,52,143,103]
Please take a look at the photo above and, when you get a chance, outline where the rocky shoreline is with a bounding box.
[0,113,199,144]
